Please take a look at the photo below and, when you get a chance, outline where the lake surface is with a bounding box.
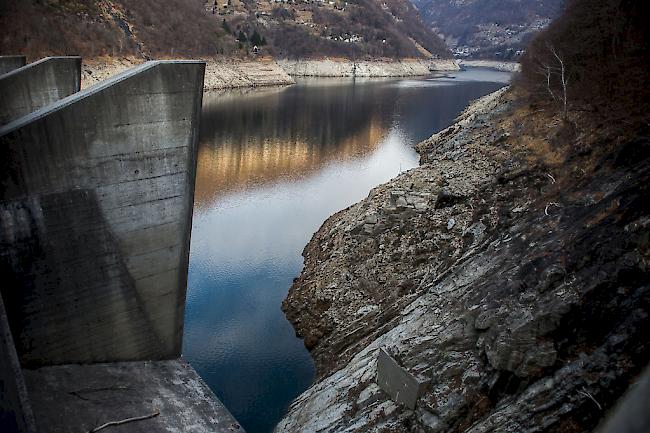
[183,68,510,433]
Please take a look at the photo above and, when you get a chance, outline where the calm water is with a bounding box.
[183,68,510,432]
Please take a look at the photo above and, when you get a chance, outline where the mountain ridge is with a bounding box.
[411,0,565,58]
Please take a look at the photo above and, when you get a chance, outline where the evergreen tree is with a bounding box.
[250,30,262,46]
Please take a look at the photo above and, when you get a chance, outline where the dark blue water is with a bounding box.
[182,68,510,433]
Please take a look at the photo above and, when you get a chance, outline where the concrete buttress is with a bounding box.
[0,60,206,366]
[0,56,81,125]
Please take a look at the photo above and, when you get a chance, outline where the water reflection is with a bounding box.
[184,69,510,433]
[195,80,399,206]
[194,117,389,205]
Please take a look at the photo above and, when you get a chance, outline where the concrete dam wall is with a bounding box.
[0,55,27,75]
[1,58,244,433]
[0,60,205,366]
[0,295,37,433]
[0,56,81,126]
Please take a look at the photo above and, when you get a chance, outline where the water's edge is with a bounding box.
[184,69,510,432]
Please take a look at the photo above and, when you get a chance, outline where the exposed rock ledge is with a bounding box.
[279,88,650,432]
[81,57,294,90]
[277,58,459,77]
[202,59,294,90]
[458,60,521,73]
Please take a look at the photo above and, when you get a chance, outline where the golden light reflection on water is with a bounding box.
[194,80,399,208]
[194,117,388,206]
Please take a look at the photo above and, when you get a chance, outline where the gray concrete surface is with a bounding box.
[0,56,81,125]
[23,359,244,433]
[0,55,26,75]
[0,295,37,433]
[0,60,205,366]
[599,364,650,433]
[376,348,428,409]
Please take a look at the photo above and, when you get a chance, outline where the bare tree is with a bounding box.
[537,63,557,102]
[550,45,569,120]
[535,44,570,120]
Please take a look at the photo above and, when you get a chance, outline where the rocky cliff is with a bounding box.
[278,86,650,431]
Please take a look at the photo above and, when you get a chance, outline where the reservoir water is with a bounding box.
[183,68,510,432]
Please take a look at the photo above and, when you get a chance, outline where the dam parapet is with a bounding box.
[0,59,244,432]
[0,55,27,75]
[0,56,81,125]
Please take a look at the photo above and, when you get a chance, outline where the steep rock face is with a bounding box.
[279,89,650,431]
[410,0,565,58]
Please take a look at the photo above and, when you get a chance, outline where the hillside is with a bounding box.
[0,0,237,58]
[0,0,450,60]
[411,0,565,59]
[220,0,450,59]
[278,0,650,431]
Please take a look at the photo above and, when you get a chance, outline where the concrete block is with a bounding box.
[0,56,81,125]
[0,60,205,366]
[377,348,428,409]
[0,55,26,75]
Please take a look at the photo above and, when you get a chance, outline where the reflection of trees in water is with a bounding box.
[195,82,399,203]
[200,81,398,150]
[194,79,505,206]
[194,118,389,206]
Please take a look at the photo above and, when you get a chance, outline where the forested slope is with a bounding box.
[0,0,450,60]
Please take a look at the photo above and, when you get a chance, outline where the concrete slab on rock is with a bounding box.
[23,359,244,433]
[377,348,428,409]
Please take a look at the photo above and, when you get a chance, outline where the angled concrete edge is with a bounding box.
[0,56,82,125]
[0,60,206,366]
[0,55,27,76]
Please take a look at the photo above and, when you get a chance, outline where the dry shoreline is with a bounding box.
[80,57,462,89]
[458,59,521,72]
[277,58,460,77]
[80,57,295,90]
